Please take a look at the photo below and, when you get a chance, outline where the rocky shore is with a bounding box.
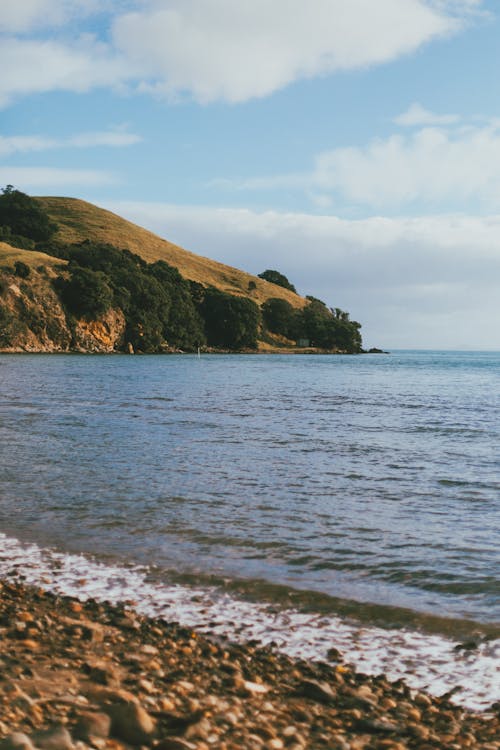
[0,580,498,750]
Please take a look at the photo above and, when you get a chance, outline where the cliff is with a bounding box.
[0,246,125,353]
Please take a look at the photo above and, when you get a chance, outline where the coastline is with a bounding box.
[1,533,499,717]
[1,578,499,750]
[1,349,499,748]
[0,347,368,355]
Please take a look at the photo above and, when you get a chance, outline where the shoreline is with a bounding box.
[1,533,499,716]
[0,348,369,356]
[1,579,499,750]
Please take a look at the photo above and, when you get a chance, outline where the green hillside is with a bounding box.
[36,197,306,310]
[0,189,363,354]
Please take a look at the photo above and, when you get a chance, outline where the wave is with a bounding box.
[0,532,498,712]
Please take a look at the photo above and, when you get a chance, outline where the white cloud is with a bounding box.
[0,130,141,156]
[0,135,57,156]
[0,37,126,107]
[0,1,487,106]
[226,118,500,211]
[430,0,486,16]
[0,1,102,33]
[112,0,460,103]
[313,121,500,209]
[0,166,116,189]
[394,102,461,126]
[105,201,500,349]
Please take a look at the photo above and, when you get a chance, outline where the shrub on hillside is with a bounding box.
[262,298,295,338]
[201,288,260,349]
[58,265,114,320]
[0,225,35,250]
[14,261,31,279]
[54,242,206,352]
[0,186,57,242]
[258,269,297,293]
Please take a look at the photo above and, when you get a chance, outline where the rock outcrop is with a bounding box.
[73,308,126,353]
[0,264,126,354]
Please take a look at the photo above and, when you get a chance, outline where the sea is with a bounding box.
[0,350,498,710]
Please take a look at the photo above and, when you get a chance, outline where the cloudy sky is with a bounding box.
[1,0,499,349]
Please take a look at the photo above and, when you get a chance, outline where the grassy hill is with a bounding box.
[36,197,306,309]
[0,193,363,354]
[0,241,65,269]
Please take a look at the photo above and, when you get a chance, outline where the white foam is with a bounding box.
[0,533,498,712]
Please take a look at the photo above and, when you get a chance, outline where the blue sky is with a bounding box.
[1,0,500,349]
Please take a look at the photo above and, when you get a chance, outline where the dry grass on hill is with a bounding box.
[37,197,306,309]
[0,241,66,269]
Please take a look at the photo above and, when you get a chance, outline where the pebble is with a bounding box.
[0,734,36,750]
[19,640,39,651]
[266,740,284,749]
[154,740,196,750]
[0,581,499,750]
[32,726,73,750]
[107,702,156,745]
[72,712,111,741]
[241,681,269,696]
[298,679,336,704]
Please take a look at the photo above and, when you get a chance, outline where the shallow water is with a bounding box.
[0,351,499,708]
[1,351,499,620]
[1,533,499,711]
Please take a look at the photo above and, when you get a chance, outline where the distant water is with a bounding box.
[0,351,499,708]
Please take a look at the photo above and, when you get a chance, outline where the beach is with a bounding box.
[1,578,499,750]
[1,351,499,746]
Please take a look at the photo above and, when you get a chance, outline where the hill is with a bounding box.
[0,190,363,354]
[36,197,306,310]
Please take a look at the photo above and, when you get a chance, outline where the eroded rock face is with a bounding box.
[0,266,125,353]
[0,267,72,352]
[73,308,126,353]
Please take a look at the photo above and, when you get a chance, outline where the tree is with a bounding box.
[14,261,30,279]
[258,269,297,293]
[0,225,35,250]
[149,261,205,349]
[54,243,206,352]
[261,298,295,337]
[0,186,57,242]
[58,266,113,319]
[125,309,164,353]
[298,298,362,352]
[201,288,260,349]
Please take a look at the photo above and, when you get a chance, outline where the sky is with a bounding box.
[1,0,500,349]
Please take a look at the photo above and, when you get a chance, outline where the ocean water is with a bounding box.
[0,351,499,709]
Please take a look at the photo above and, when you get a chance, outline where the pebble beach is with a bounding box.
[1,579,499,750]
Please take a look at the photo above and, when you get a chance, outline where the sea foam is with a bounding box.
[0,532,498,712]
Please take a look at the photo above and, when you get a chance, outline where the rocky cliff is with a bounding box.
[0,251,125,353]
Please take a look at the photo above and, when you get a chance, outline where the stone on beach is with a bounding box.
[0,581,499,750]
[72,711,111,741]
[154,739,197,750]
[107,701,156,745]
[0,734,36,750]
[31,726,73,750]
[297,679,336,703]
